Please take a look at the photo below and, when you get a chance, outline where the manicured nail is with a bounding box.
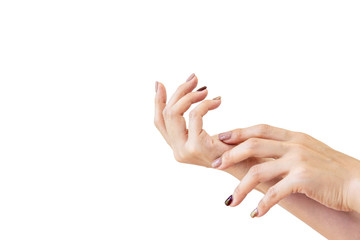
[250,208,258,218]
[186,73,195,82]
[219,131,232,141]
[197,86,207,91]
[211,158,222,168]
[155,81,158,92]
[213,96,221,100]
[225,195,233,206]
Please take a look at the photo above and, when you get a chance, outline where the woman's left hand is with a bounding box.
[213,124,360,217]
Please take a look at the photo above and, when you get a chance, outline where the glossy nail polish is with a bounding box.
[250,208,258,218]
[197,86,207,92]
[225,195,233,206]
[219,131,232,141]
[211,158,222,168]
[155,81,158,92]
[213,96,221,100]
[186,73,195,82]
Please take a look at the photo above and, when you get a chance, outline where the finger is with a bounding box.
[166,73,199,107]
[252,177,295,218]
[215,138,289,170]
[218,124,293,144]
[228,159,289,207]
[188,97,222,139]
[154,82,170,145]
[171,88,208,116]
[163,87,208,144]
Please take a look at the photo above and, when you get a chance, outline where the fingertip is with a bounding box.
[250,208,259,218]
[219,129,243,144]
[256,200,270,218]
[218,131,232,141]
[212,96,221,101]
[255,207,266,218]
[156,82,167,98]
[224,195,233,206]
[211,157,222,168]
[208,97,222,111]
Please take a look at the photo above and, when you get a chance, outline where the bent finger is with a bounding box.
[252,177,295,218]
[188,97,222,139]
[167,73,199,107]
[228,159,289,207]
[171,87,208,116]
[219,124,293,144]
[215,138,289,170]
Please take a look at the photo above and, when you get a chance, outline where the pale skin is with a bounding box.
[154,73,360,240]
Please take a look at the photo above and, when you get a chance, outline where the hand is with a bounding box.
[154,73,232,167]
[214,124,360,217]
[154,75,274,186]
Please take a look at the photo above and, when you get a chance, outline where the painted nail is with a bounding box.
[186,73,195,82]
[155,81,158,93]
[219,131,232,141]
[250,208,258,218]
[213,96,221,100]
[225,195,233,206]
[211,158,222,168]
[197,86,207,92]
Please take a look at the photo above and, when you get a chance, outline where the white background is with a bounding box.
[1,0,360,239]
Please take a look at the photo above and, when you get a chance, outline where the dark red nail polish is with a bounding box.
[197,86,207,92]
[225,195,233,206]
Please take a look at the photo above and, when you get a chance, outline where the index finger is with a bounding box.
[218,124,293,144]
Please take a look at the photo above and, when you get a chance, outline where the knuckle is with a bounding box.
[292,165,309,180]
[267,186,278,199]
[294,132,312,143]
[245,138,260,151]
[248,165,262,180]
[189,109,199,119]
[231,128,242,139]
[291,143,306,155]
[163,107,175,119]
[290,143,310,164]
[256,124,272,135]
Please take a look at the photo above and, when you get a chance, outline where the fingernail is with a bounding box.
[213,96,221,100]
[211,158,222,168]
[186,73,195,82]
[219,131,232,141]
[250,208,258,218]
[225,195,233,206]
[197,86,207,91]
[155,81,158,93]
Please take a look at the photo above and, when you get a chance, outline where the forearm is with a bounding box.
[225,168,360,240]
[278,193,360,240]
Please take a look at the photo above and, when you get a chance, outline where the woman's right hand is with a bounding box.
[214,124,360,217]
